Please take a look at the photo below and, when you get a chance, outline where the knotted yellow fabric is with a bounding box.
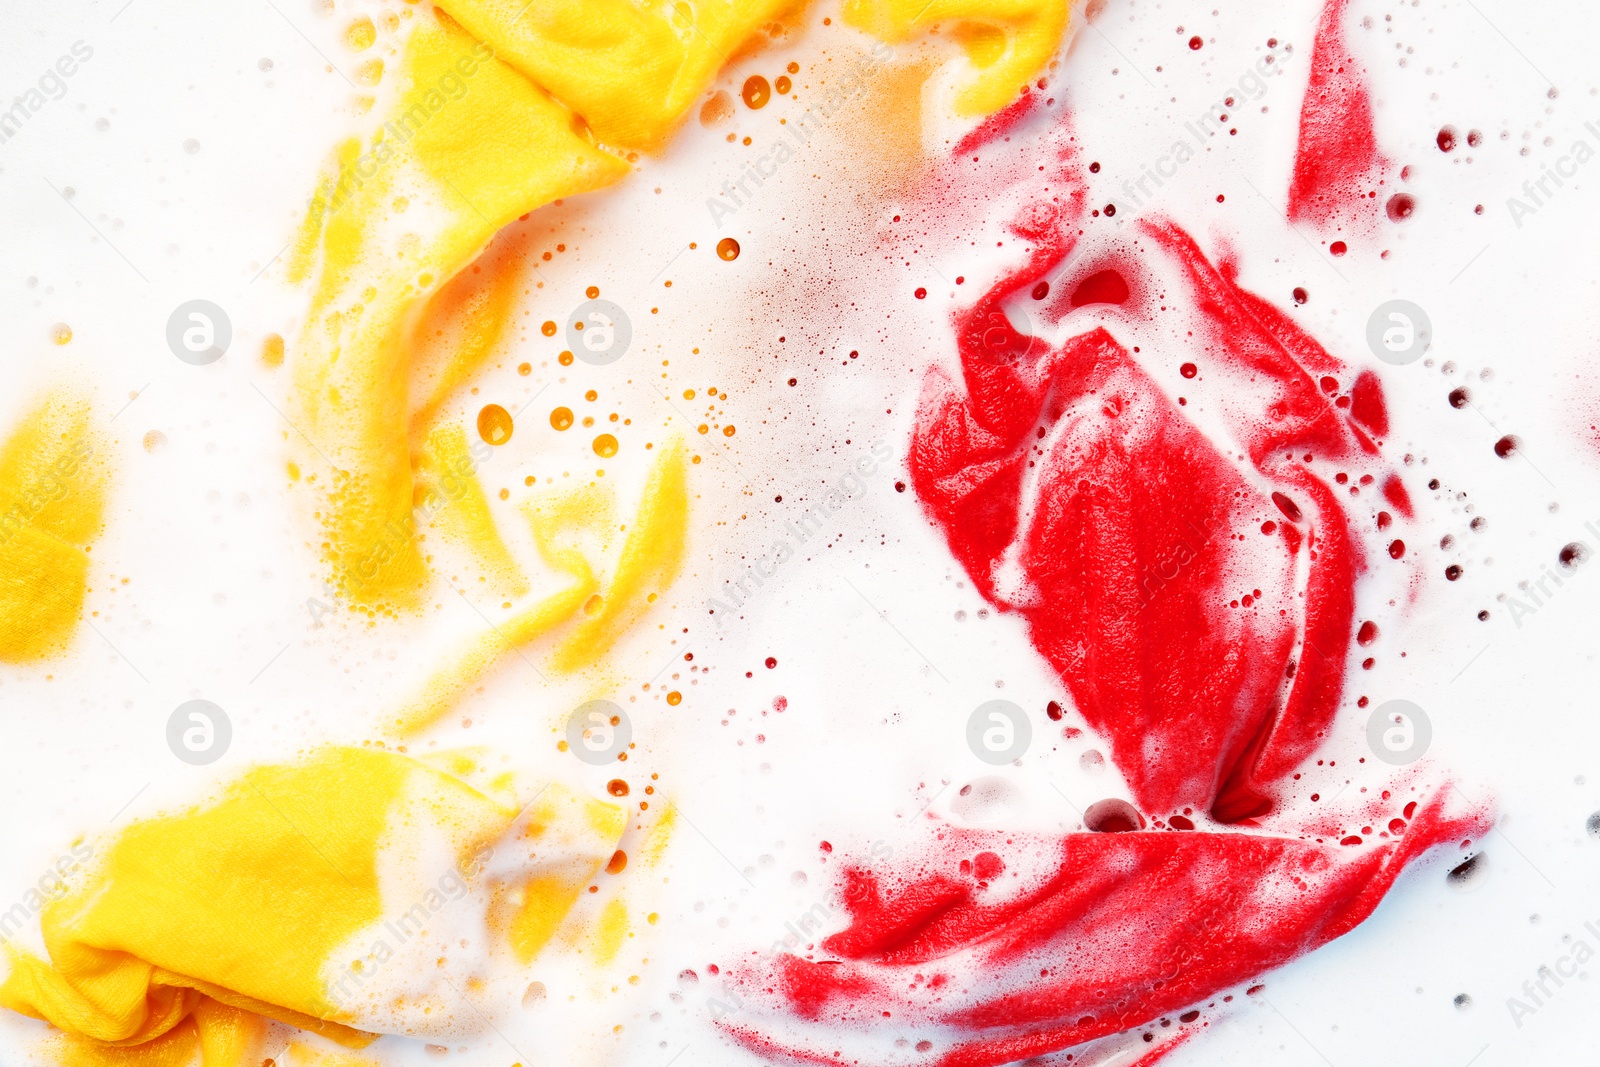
[0,389,106,662]
[0,747,624,1064]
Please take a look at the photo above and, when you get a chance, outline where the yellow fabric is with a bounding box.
[290,14,626,613]
[843,0,1070,116]
[392,440,689,737]
[434,0,799,150]
[498,787,629,963]
[417,422,531,599]
[549,439,689,672]
[0,390,106,662]
[406,227,531,440]
[0,748,623,1060]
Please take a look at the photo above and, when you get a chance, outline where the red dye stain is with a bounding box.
[1069,269,1130,307]
[1386,193,1416,222]
[1437,126,1457,152]
[1287,0,1383,226]
[728,794,1490,1067]
[726,96,1488,1067]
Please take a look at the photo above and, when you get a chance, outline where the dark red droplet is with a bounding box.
[1329,240,1347,256]
[1388,539,1406,559]
[1437,126,1457,152]
[1386,193,1416,222]
[1445,564,1463,581]
[1357,621,1379,646]
[1046,700,1063,721]
[1448,387,1471,409]
[1084,798,1144,833]
[1271,491,1303,522]
[1292,286,1308,305]
[972,851,1005,880]
[1088,161,1101,173]
[1559,542,1588,570]
[1260,520,1276,535]
[1466,129,1482,147]
[1103,203,1117,217]
[1168,814,1195,831]
[1070,269,1130,307]
[1493,434,1519,458]
[765,656,777,669]
[1180,362,1198,379]
[914,287,927,300]
[894,480,906,493]
[1031,280,1050,300]
[1188,35,1203,49]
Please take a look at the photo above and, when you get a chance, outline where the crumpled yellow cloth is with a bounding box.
[0,389,106,663]
[0,746,623,1063]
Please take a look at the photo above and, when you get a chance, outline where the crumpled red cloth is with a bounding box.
[724,97,1488,1067]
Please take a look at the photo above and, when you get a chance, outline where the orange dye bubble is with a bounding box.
[586,285,600,299]
[666,691,682,706]
[742,75,771,109]
[593,433,619,458]
[517,362,532,376]
[477,404,513,445]
[775,75,792,94]
[541,320,557,337]
[558,350,575,366]
[717,238,740,261]
[549,406,574,431]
